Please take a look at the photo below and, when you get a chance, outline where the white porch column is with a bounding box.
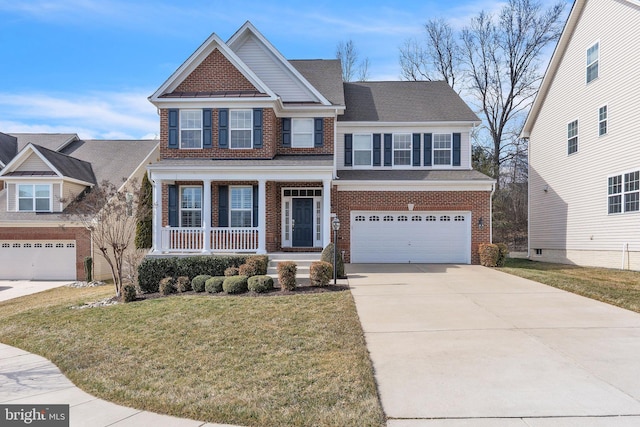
[257,179,267,254]
[322,179,332,247]
[152,178,163,253]
[202,179,212,252]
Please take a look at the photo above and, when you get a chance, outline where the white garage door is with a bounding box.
[351,211,471,264]
[0,241,77,280]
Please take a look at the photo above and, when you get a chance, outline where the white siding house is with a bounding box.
[522,0,640,269]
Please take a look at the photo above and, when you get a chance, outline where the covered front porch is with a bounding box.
[147,158,335,254]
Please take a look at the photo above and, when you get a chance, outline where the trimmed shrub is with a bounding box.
[224,267,240,277]
[496,243,509,267]
[175,276,191,293]
[159,277,175,296]
[310,261,333,287]
[479,243,500,267]
[223,275,249,294]
[122,284,137,303]
[321,243,345,278]
[192,275,212,293]
[205,276,225,294]
[277,261,297,291]
[246,255,269,275]
[239,257,263,277]
[248,275,274,293]
[84,256,93,282]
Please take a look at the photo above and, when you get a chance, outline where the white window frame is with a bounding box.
[229,186,253,227]
[433,133,453,166]
[352,134,373,167]
[17,183,52,212]
[180,186,202,227]
[598,105,608,136]
[229,109,253,149]
[291,118,314,148]
[567,119,578,155]
[179,109,203,149]
[586,41,599,84]
[393,133,412,167]
[608,170,640,215]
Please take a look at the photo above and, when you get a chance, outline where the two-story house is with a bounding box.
[147,21,494,264]
[522,0,640,269]
[0,133,159,280]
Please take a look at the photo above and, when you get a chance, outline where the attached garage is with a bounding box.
[0,240,77,280]
[350,211,471,264]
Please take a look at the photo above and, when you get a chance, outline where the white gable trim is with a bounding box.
[148,32,277,104]
[227,21,333,106]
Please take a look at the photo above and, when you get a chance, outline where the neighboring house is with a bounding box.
[522,0,640,269]
[0,133,159,280]
[147,21,494,264]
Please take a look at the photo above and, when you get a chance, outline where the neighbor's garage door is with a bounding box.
[0,241,76,280]
[351,211,471,264]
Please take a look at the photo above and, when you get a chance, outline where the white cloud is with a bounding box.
[0,90,158,140]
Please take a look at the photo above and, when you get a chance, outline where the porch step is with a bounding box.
[266,252,322,285]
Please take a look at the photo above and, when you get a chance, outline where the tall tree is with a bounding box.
[400,0,565,189]
[336,39,370,82]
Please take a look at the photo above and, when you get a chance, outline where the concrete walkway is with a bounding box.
[348,264,640,427]
[0,281,239,427]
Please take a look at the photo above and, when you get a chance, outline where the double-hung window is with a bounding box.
[230,186,252,227]
[18,184,50,212]
[180,187,202,227]
[568,120,578,155]
[433,134,452,165]
[599,105,607,136]
[608,171,640,214]
[393,133,411,166]
[586,42,599,84]
[180,110,202,149]
[353,134,372,166]
[291,118,314,148]
[230,110,252,148]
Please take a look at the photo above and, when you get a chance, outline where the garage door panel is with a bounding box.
[0,241,76,280]
[351,212,470,264]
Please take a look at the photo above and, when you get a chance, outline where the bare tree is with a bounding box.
[336,39,370,82]
[63,179,143,297]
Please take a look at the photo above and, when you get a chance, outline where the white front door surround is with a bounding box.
[281,187,324,248]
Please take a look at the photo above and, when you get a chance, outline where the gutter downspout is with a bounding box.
[490,181,495,243]
[333,108,338,179]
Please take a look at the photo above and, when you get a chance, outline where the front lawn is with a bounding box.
[0,286,385,427]
[499,258,640,313]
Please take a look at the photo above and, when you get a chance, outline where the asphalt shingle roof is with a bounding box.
[10,133,79,152]
[0,133,17,167]
[31,144,97,184]
[289,60,345,106]
[337,169,494,182]
[339,81,480,123]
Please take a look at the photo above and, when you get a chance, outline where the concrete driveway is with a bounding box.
[348,264,640,426]
[0,280,72,302]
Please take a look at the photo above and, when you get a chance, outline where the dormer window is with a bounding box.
[586,42,599,84]
[18,184,51,212]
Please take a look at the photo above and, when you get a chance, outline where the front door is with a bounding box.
[292,198,313,247]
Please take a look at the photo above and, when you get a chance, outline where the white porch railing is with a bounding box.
[161,227,258,252]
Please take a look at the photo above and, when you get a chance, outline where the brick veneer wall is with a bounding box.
[0,226,91,280]
[332,189,492,264]
[172,49,258,93]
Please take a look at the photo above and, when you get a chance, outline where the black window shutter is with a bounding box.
[412,133,421,166]
[282,118,291,147]
[218,185,229,227]
[424,133,432,166]
[314,118,324,147]
[383,134,392,166]
[253,109,263,148]
[344,134,353,166]
[252,185,259,227]
[203,109,212,148]
[168,109,179,149]
[168,185,178,226]
[452,133,461,166]
[373,134,381,166]
[218,109,229,148]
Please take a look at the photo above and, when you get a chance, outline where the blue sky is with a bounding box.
[0,0,570,140]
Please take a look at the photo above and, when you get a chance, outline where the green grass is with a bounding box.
[499,258,640,313]
[0,287,385,427]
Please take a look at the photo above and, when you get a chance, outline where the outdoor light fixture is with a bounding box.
[332,217,340,285]
[478,217,484,229]
[543,185,549,193]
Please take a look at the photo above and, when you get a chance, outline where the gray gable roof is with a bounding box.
[289,60,345,106]
[338,169,494,182]
[10,133,79,152]
[32,144,96,184]
[339,81,480,123]
[0,132,17,167]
